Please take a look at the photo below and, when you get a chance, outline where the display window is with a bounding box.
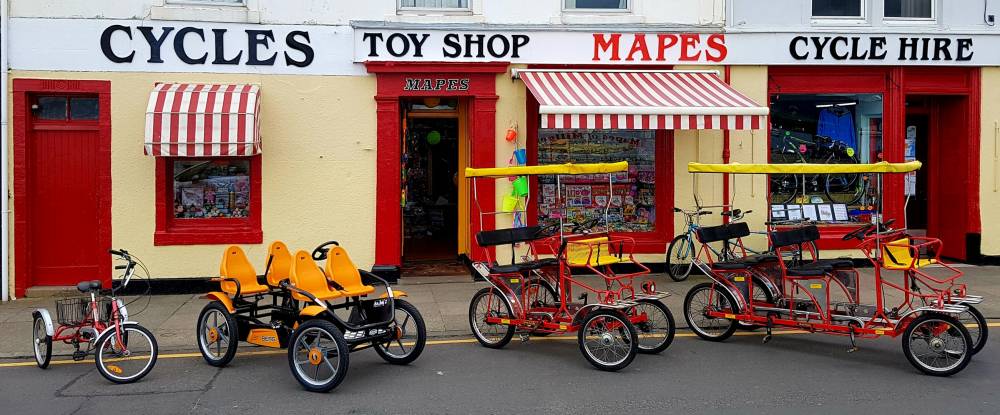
[155,156,262,245]
[768,93,883,224]
[536,129,657,232]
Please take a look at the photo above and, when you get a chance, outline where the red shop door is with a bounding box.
[27,95,105,285]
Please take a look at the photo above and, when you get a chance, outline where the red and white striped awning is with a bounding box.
[144,83,261,157]
[515,69,768,130]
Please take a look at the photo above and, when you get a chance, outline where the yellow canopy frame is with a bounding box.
[687,161,921,174]
[465,161,629,178]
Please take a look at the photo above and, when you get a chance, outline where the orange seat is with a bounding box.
[265,241,292,287]
[290,250,344,302]
[219,246,269,296]
[324,246,375,297]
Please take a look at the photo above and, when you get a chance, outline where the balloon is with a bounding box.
[426,130,441,145]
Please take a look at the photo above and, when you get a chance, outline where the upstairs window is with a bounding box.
[564,0,629,11]
[812,0,863,17]
[167,0,245,4]
[885,0,933,19]
[399,0,471,11]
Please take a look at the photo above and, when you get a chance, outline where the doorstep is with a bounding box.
[24,286,80,298]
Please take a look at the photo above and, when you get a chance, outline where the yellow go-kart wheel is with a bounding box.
[288,319,349,393]
[197,301,239,367]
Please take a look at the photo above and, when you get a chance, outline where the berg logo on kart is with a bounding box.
[372,299,388,308]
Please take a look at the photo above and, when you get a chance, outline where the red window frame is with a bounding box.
[154,155,262,245]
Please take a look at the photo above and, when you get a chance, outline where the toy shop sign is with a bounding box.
[355,29,729,63]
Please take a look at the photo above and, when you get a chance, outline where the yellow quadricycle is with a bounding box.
[196,240,427,392]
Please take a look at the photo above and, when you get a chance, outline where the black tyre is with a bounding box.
[630,299,675,354]
[288,319,350,393]
[902,313,973,377]
[196,301,239,367]
[770,175,798,205]
[577,309,638,371]
[95,323,158,384]
[955,305,988,355]
[31,313,52,369]
[683,283,738,342]
[825,173,864,205]
[374,299,427,365]
[468,288,516,348]
[666,234,695,282]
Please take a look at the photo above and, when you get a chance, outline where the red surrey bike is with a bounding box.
[31,249,159,383]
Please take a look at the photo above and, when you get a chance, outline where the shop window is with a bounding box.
[399,0,471,11]
[884,0,933,19]
[812,0,864,17]
[536,130,656,232]
[155,156,262,245]
[564,0,629,11]
[769,94,883,224]
[167,0,245,5]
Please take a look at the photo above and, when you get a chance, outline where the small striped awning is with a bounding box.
[144,83,261,157]
[514,69,768,130]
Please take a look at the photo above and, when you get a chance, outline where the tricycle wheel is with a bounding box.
[288,319,349,393]
[469,288,515,349]
[578,309,638,371]
[902,313,973,377]
[629,299,675,354]
[955,305,988,355]
[32,313,52,369]
[374,299,426,365]
[683,283,738,342]
[196,301,238,367]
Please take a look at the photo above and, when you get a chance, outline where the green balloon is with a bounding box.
[426,130,441,145]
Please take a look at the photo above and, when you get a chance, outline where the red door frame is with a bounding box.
[366,62,508,267]
[12,79,113,297]
[767,66,980,253]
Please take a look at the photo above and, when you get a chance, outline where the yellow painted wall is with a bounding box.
[7,70,378,280]
[981,68,1000,256]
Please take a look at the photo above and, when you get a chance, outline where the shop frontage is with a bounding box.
[6,12,1000,298]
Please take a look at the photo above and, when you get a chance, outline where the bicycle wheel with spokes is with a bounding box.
[955,305,988,355]
[902,313,973,376]
[630,299,675,354]
[468,288,516,348]
[196,301,239,367]
[374,299,427,365]
[825,173,864,205]
[666,234,695,282]
[288,319,350,393]
[578,309,638,371]
[683,283,738,342]
[95,323,158,384]
[32,313,52,369]
[770,175,798,204]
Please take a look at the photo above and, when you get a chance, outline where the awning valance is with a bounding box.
[514,69,768,130]
[144,83,261,157]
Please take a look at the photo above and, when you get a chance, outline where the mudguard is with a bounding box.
[201,292,235,313]
[378,289,407,299]
[33,309,54,337]
[299,305,328,318]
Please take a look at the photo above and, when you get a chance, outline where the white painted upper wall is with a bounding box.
[728,0,1000,32]
[10,0,725,27]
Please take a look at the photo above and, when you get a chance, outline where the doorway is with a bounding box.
[14,84,112,292]
[905,95,972,260]
[400,98,468,275]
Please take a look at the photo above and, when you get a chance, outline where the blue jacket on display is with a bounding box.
[817,108,856,150]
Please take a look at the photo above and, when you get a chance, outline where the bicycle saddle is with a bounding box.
[76,280,102,293]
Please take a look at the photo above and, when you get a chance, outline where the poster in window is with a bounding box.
[818,204,835,221]
[802,204,819,221]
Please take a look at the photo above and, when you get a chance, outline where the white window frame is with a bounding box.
[562,0,633,14]
[397,0,474,15]
[166,0,246,6]
[811,0,869,26]
[883,0,937,24]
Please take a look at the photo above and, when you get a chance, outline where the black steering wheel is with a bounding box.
[874,218,896,234]
[571,217,603,234]
[312,241,340,261]
[842,224,874,241]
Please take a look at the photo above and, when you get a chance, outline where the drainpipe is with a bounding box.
[1,0,9,302]
[721,66,731,223]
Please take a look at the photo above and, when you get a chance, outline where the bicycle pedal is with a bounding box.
[846,346,859,353]
[72,351,87,361]
[518,333,530,342]
[762,334,772,344]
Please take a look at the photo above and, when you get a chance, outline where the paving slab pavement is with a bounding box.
[2,266,998,359]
